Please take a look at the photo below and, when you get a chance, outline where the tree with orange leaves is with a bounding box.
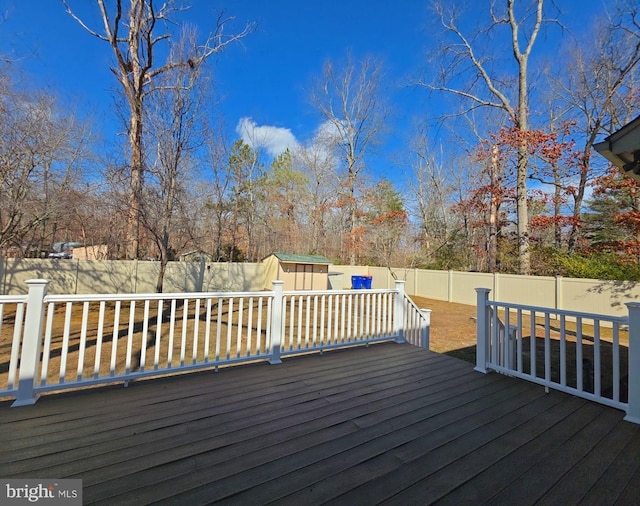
[585,165,640,259]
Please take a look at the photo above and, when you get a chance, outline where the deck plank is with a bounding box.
[579,424,640,504]
[483,407,627,505]
[535,418,640,506]
[137,380,529,505]
[1,341,639,505]
[4,352,469,477]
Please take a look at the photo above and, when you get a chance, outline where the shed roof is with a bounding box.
[269,252,333,264]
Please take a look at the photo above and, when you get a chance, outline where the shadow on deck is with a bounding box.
[2,342,640,505]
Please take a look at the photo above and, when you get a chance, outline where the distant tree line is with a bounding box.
[1,0,639,291]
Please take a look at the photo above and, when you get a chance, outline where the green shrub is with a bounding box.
[532,246,640,281]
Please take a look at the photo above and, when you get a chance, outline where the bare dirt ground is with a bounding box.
[409,295,478,363]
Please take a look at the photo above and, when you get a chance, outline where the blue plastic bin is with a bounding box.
[351,275,364,289]
[362,275,372,289]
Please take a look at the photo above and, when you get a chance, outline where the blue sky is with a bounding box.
[0,0,608,183]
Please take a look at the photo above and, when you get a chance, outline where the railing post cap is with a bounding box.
[272,280,284,286]
[626,302,640,310]
[475,287,491,293]
[26,279,50,286]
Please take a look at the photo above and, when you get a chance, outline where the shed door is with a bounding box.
[295,264,314,290]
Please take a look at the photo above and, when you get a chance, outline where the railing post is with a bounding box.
[269,280,284,364]
[474,288,491,374]
[13,279,49,407]
[420,309,431,349]
[394,280,406,343]
[625,302,640,424]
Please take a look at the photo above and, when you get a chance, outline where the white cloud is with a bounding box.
[311,120,340,146]
[235,117,300,157]
[303,120,341,167]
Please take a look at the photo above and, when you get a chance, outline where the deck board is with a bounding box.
[2,341,640,505]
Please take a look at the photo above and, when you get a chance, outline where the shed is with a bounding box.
[263,253,332,290]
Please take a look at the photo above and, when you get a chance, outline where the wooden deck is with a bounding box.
[2,342,640,505]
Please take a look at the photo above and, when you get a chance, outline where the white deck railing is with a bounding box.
[475,288,640,424]
[0,279,430,406]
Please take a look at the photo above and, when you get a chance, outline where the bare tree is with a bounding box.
[0,79,88,255]
[310,53,388,265]
[296,143,337,257]
[226,139,263,262]
[550,4,640,250]
[142,28,204,291]
[425,0,551,274]
[204,124,232,262]
[63,0,253,259]
[405,126,455,267]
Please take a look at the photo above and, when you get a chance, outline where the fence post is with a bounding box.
[420,309,431,349]
[394,280,406,343]
[625,302,640,424]
[474,288,491,374]
[555,275,563,314]
[12,279,50,407]
[269,280,284,364]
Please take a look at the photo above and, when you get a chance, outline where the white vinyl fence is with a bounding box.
[3,258,640,319]
[0,280,430,406]
[475,288,640,424]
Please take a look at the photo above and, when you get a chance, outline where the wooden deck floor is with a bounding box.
[2,342,640,505]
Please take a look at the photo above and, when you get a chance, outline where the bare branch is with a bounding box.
[435,7,516,120]
[419,81,509,111]
[62,0,110,41]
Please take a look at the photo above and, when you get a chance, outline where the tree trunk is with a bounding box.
[127,108,143,260]
[553,161,563,248]
[156,250,168,293]
[568,146,592,251]
[516,144,530,275]
[488,144,499,271]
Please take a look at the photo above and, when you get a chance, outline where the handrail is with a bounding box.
[1,279,421,406]
[476,287,639,424]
